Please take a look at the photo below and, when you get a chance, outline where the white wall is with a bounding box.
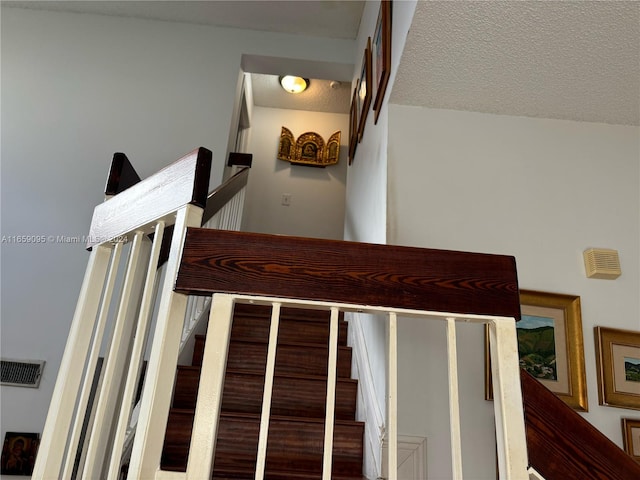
[388,105,640,479]
[242,107,348,239]
[342,3,418,477]
[0,5,354,455]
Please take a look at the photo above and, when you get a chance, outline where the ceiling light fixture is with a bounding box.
[279,75,309,94]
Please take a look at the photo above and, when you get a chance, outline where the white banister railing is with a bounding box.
[32,149,254,480]
[119,170,248,474]
[106,221,165,479]
[177,293,528,480]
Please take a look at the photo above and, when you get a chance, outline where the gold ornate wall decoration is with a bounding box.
[277,127,341,167]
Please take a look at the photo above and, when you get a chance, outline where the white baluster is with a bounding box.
[489,318,528,479]
[106,221,166,479]
[83,231,149,479]
[387,312,398,480]
[446,317,463,479]
[322,307,340,480]
[185,294,235,479]
[255,302,282,480]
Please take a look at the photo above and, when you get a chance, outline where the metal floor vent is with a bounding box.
[1,358,45,388]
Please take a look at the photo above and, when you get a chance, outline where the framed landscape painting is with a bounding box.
[486,290,588,411]
[595,326,640,410]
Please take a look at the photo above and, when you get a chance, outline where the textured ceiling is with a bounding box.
[251,74,351,114]
[6,1,639,123]
[391,1,640,126]
[4,0,364,39]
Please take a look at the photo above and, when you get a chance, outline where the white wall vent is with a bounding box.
[583,248,622,279]
[1,358,45,388]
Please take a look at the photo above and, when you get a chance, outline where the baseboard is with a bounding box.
[347,313,385,479]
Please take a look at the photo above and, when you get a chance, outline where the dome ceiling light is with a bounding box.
[279,75,309,94]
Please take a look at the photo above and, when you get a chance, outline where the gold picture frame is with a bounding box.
[595,326,640,410]
[622,418,640,462]
[277,127,341,167]
[485,290,588,411]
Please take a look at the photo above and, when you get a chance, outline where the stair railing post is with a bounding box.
[488,317,529,479]
[127,204,204,479]
[185,293,235,479]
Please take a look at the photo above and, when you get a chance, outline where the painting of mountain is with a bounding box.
[625,358,640,382]
[517,314,557,380]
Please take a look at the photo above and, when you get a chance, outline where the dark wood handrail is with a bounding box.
[104,152,142,196]
[175,229,521,319]
[87,148,212,248]
[92,150,249,260]
[521,369,640,479]
[202,167,249,225]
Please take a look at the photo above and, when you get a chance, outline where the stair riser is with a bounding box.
[162,412,364,474]
[230,315,348,347]
[194,341,352,378]
[173,368,357,420]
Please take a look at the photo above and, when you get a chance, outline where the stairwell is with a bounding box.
[160,303,366,479]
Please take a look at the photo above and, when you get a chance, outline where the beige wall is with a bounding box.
[242,106,349,240]
[388,105,639,479]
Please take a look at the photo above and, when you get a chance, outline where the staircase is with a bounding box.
[33,149,532,479]
[161,303,366,479]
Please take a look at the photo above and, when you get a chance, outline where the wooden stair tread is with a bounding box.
[193,339,352,378]
[161,304,364,476]
[162,411,364,474]
[210,467,367,479]
[178,365,358,383]
[177,365,357,384]
[168,409,363,426]
[160,465,367,480]
[225,368,357,383]
[232,303,345,321]
[173,368,358,419]
[197,335,350,350]
[228,315,348,346]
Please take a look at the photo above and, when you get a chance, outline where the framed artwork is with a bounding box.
[357,37,371,142]
[357,37,372,142]
[372,0,391,123]
[622,418,640,462]
[277,127,341,167]
[485,290,588,411]
[348,80,359,165]
[595,326,640,410]
[1,432,40,476]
